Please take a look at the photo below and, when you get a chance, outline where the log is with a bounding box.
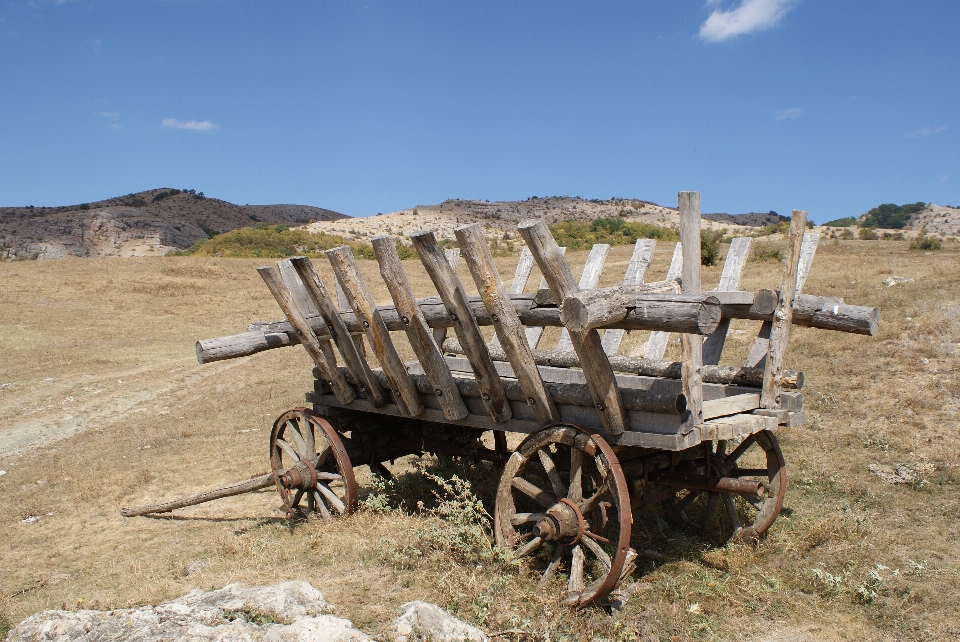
[121,472,275,516]
[556,243,609,351]
[439,338,803,389]
[602,238,657,354]
[560,289,719,335]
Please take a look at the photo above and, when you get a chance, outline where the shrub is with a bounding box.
[838,229,855,240]
[751,243,783,263]
[858,227,878,240]
[700,228,725,266]
[548,218,678,250]
[171,225,407,260]
[910,234,942,251]
[79,203,90,210]
[824,216,857,227]
[862,202,925,229]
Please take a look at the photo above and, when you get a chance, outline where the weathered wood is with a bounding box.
[699,414,776,441]
[702,237,752,365]
[561,288,720,335]
[371,235,469,421]
[526,247,565,349]
[455,223,560,425]
[257,265,356,404]
[678,192,704,425]
[642,242,685,359]
[701,393,760,420]
[602,239,657,354]
[440,338,803,389]
[287,257,389,408]
[518,218,628,435]
[411,230,512,422]
[432,248,462,346]
[761,211,807,408]
[196,330,290,364]
[556,243,610,351]
[325,246,424,417]
[121,472,276,516]
[490,247,535,350]
[278,260,343,375]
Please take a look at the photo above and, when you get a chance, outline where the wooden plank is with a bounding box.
[517,219,627,435]
[490,247,536,349]
[678,192,704,425]
[411,230,512,422]
[257,265,356,404]
[287,257,389,408]
[371,236,469,421]
[701,393,760,420]
[602,239,656,354]
[433,248,462,347]
[702,237,752,365]
[745,232,820,368]
[560,288,719,335]
[556,243,610,351]
[641,242,684,359]
[455,223,560,425]
[526,246,565,348]
[761,211,807,408]
[325,246,424,417]
[699,414,774,441]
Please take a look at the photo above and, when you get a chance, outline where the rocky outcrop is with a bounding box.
[5,582,488,642]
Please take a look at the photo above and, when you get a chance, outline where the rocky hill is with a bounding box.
[303,196,750,245]
[703,211,790,227]
[904,204,960,236]
[0,189,346,260]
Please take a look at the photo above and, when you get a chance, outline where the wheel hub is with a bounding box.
[279,459,318,491]
[537,498,587,544]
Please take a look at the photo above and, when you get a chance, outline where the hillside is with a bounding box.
[0,189,347,260]
[904,204,960,236]
[303,196,748,245]
[703,211,790,227]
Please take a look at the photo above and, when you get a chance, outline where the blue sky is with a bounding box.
[1,1,957,223]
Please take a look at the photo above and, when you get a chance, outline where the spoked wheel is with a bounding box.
[270,408,358,520]
[666,429,786,543]
[494,423,635,608]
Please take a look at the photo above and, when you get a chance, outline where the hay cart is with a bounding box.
[123,193,879,608]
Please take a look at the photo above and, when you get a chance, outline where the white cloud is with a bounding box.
[700,0,798,43]
[905,126,946,138]
[162,118,218,132]
[774,107,802,120]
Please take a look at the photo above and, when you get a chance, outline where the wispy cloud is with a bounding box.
[774,107,803,120]
[700,0,798,43]
[905,126,946,138]
[94,111,118,118]
[162,118,218,132]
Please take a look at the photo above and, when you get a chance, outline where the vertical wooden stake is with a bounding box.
[678,192,703,426]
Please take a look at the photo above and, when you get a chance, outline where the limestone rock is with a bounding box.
[6,580,372,642]
[882,275,914,286]
[392,601,487,642]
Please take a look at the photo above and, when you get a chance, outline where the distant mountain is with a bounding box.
[0,188,348,259]
[702,212,790,227]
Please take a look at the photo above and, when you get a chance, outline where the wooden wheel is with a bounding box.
[270,408,358,520]
[666,429,786,543]
[494,423,634,608]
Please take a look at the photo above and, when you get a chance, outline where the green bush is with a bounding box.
[824,217,856,227]
[910,234,942,251]
[858,227,878,240]
[548,218,678,250]
[169,225,398,259]
[862,202,925,229]
[751,243,783,263]
[700,228,726,266]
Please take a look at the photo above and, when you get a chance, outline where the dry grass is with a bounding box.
[2,240,960,640]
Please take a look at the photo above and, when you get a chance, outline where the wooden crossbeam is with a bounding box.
[411,230,512,423]
[640,242,684,360]
[602,239,657,355]
[525,246,565,349]
[702,237,752,365]
[489,247,535,350]
[455,223,560,425]
[325,246,424,417]
[555,243,610,351]
[371,235,469,421]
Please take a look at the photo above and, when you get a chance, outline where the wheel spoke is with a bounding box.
[568,545,585,594]
[314,444,331,469]
[701,492,719,530]
[291,489,304,509]
[306,490,316,512]
[313,491,332,520]
[580,534,612,572]
[317,483,346,514]
[538,449,568,499]
[726,435,756,466]
[316,471,342,481]
[512,477,555,509]
[538,544,567,588]
[512,535,543,560]
[723,492,742,532]
[510,512,544,526]
[674,488,703,513]
[275,438,300,463]
[301,419,316,457]
[579,477,611,514]
[568,448,583,503]
[286,420,309,458]
[727,468,769,477]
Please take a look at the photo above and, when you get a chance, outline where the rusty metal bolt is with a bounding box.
[527,397,535,405]
[491,314,500,322]
[449,313,457,322]
[482,393,491,401]
[363,321,370,328]
[596,403,605,411]
[435,389,443,397]
[401,316,410,325]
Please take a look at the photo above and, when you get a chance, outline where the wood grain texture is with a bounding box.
[455,223,560,424]
[560,287,722,335]
[411,229,512,422]
[287,257,389,408]
[490,247,535,350]
[556,243,609,351]
[641,242,685,359]
[702,237,752,366]
[760,210,807,408]
[257,265,356,404]
[678,192,703,425]
[371,235,469,420]
[517,218,627,435]
[602,239,656,354]
[526,246,565,349]
[325,246,424,417]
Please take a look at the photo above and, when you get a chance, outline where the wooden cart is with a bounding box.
[125,192,879,608]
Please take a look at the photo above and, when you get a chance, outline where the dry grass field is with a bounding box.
[2,239,959,641]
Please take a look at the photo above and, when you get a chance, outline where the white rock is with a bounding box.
[6,581,373,642]
[392,601,488,642]
[882,275,914,286]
